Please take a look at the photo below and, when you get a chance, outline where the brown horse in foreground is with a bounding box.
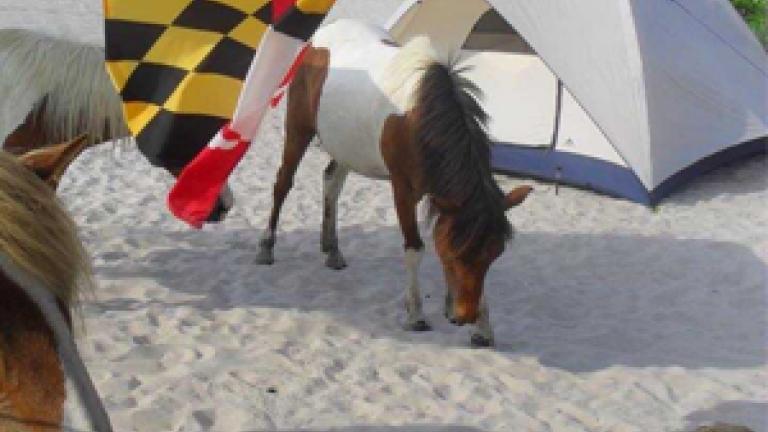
[0,137,112,431]
[257,20,532,347]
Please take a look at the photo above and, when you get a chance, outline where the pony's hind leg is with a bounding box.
[256,121,314,265]
[257,47,325,265]
[322,160,349,270]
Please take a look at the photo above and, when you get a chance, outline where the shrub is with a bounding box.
[730,0,767,46]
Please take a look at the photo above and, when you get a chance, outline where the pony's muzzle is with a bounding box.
[450,304,478,326]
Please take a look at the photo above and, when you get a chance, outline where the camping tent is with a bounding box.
[386,0,768,204]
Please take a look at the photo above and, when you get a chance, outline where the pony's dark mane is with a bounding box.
[414,62,511,258]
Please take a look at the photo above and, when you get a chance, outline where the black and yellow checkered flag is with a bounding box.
[105,0,281,169]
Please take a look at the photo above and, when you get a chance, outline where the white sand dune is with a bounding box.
[1,0,766,431]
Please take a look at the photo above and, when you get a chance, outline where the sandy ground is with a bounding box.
[57,112,767,432]
[1,0,767,431]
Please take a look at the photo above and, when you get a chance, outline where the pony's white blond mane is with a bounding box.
[379,36,447,110]
[0,151,93,306]
[0,28,128,146]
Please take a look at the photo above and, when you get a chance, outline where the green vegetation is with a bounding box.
[731,0,767,46]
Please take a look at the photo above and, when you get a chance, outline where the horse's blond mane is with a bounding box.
[0,28,128,146]
[0,152,93,306]
[379,36,445,110]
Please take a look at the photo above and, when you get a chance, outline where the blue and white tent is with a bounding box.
[387,0,767,205]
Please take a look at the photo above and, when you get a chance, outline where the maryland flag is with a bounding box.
[104,0,335,226]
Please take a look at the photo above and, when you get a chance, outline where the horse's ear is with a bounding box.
[503,185,533,210]
[17,134,90,189]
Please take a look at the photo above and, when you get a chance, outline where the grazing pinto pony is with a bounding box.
[257,20,532,347]
[0,28,233,222]
[0,140,112,431]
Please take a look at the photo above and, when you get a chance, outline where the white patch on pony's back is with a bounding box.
[0,29,128,145]
[312,20,448,179]
[313,20,400,178]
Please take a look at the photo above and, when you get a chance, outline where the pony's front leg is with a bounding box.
[403,246,430,331]
[391,183,430,332]
[322,160,349,270]
[382,114,430,331]
[470,295,494,348]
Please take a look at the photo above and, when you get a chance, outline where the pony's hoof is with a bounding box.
[470,334,494,348]
[405,319,432,332]
[255,250,274,265]
[325,252,347,270]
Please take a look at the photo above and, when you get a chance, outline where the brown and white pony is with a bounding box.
[0,28,232,222]
[0,138,112,431]
[257,20,532,347]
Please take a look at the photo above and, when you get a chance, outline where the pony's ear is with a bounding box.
[17,134,89,189]
[503,185,533,209]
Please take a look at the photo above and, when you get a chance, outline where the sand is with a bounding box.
[1,0,766,431]
[57,112,767,432]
